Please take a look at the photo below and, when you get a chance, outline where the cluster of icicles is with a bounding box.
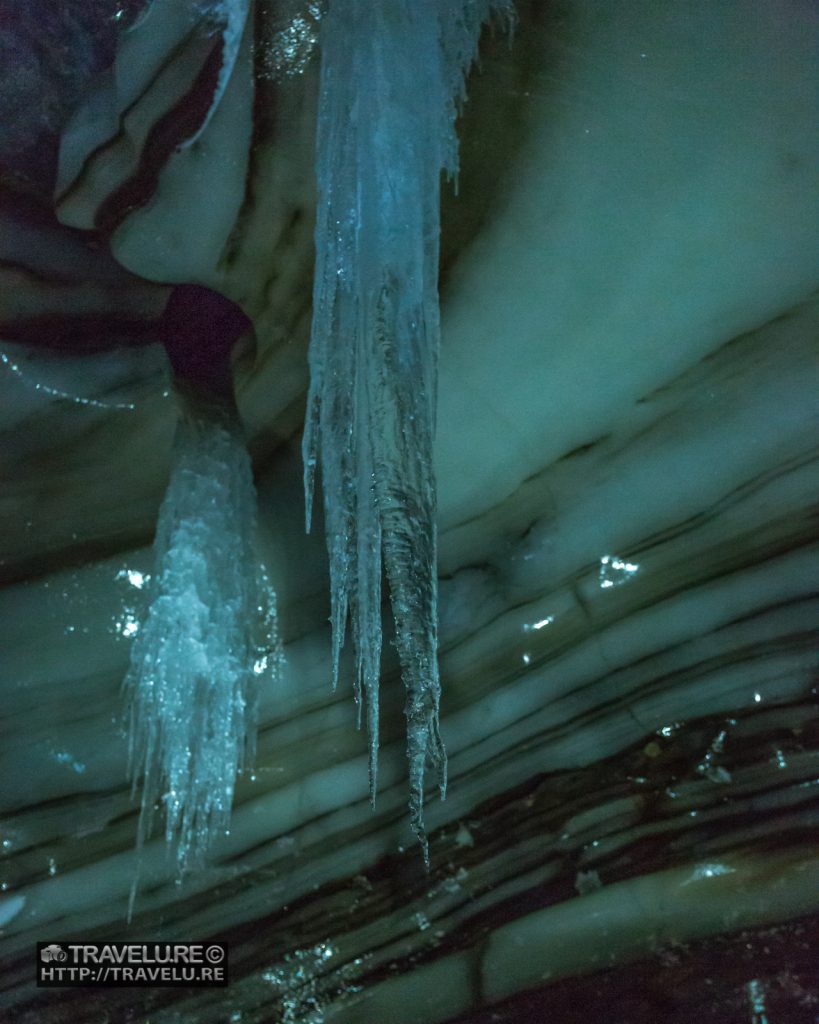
[125,0,511,876]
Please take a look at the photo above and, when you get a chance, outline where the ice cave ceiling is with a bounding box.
[1,1,818,1022]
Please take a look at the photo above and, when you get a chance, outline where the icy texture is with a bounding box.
[140,0,251,148]
[191,0,251,145]
[304,0,511,859]
[124,412,281,873]
[260,1,323,82]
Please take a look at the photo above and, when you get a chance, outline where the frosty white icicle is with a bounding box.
[124,286,281,876]
[124,413,279,872]
[304,0,512,860]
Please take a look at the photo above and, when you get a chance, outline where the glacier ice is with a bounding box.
[182,0,250,148]
[130,0,251,148]
[304,0,511,860]
[124,407,281,873]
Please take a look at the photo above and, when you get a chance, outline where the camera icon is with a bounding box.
[40,944,67,963]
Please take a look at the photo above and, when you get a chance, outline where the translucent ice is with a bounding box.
[304,0,511,859]
[124,410,280,873]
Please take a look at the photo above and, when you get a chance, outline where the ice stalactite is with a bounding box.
[124,404,281,876]
[122,284,280,899]
[304,0,511,860]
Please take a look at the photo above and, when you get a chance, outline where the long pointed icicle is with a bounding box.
[303,0,510,859]
[125,408,281,874]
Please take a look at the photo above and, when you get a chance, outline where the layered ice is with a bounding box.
[181,0,251,147]
[304,0,511,859]
[130,0,251,148]
[124,411,281,873]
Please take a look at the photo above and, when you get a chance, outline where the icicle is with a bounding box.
[304,0,511,861]
[124,403,281,874]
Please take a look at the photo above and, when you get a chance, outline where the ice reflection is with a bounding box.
[599,554,640,588]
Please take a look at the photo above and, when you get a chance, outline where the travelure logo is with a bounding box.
[40,944,67,963]
[36,941,228,988]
